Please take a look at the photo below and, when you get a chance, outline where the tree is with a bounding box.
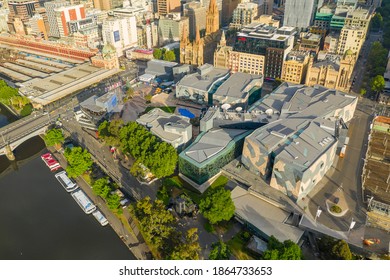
[126,87,134,98]
[199,186,235,224]
[163,50,176,62]
[262,236,303,260]
[153,48,163,59]
[107,193,121,211]
[169,228,201,260]
[44,128,64,148]
[371,13,383,31]
[92,178,112,199]
[209,241,231,260]
[360,88,367,96]
[98,119,123,147]
[331,240,352,260]
[371,75,385,94]
[135,197,175,248]
[20,103,32,117]
[64,146,93,178]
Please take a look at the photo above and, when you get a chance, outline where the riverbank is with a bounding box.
[48,147,149,260]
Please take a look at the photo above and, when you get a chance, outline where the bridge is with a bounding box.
[0,111,58,159]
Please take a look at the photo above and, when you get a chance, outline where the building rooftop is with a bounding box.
[176,64,229,92]
[183,128,249,164]
[145,59,178,77]
[231,186,304,243]
[213,72,262,101]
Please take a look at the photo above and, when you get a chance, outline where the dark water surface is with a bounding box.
[0,106,135,259]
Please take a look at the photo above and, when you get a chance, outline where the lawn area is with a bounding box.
[144,106,176,114]
[162,176,203,204]
[209,175,229,189]
[227,231,257,260]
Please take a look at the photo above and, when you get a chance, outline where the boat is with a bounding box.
[41,152,62,171]
[92,210,108,226]
[71,189,96,214]
[55,171,78,192]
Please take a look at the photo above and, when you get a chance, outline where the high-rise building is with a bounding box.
[0,7,9,33]
[158,13,189,45]
[336,25,364,55]
[7,0,41,33]
[157,0,180,16]
[54,4,86,37]
[93,0,123,10]
[44,0,70,38]
[221,0,240,26]
[283,0,318,30]
[27,13,48,39]
[102,16,137,56]
[230,2,259,29]
[183,1,206,40]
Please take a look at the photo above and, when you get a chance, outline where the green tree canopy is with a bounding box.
[169,228,201,260]
[135,197,175,248]
[153,48,163,59]
[92,177,112,199]
[371,75,385,93]
[366,42,388,78]
[371,13,383,30]
[0,83,19,105]
[44,128,65,147]
[107,192,121,211]
[163,50,176,62]
[199,186,235,224]
[64,146,93,178]
[98,119,123,147]
[262,236,303,260]
[209,241,231,260]
[360,88,367,96]
[331,240,352,260]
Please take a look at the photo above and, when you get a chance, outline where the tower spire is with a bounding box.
[195,25,200,43]
[220,30,226,46]
[206,0,219,35]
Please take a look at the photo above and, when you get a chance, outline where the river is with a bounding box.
[0,104,135,259]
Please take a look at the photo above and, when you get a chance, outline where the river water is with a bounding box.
[0,104,135,259]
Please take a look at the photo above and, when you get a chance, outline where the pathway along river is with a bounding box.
[0,104,135,259]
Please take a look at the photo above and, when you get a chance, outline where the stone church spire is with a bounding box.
[206,0,219,35]
[219,29,226,46]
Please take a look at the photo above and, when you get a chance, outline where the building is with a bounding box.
[27,13,47,39]
[136,108,192,149]
[221,0,240,26]
[213,30,231,69]
[0,7,9,33]
[144,59,178,81]
[336,25,365,55]
[180,0,221,66]
[68,17,99,47]
[305,50,356,92]
[229,2,259,30]
[254,14,280,28]
[157,0,181,16]
[44,0,70,38]
[7,0,40,34]
[241,83,357,201]
[126,48,154,60]
[54,4,86,38]
[232,23,296,79]
[158,13,189,45]
[298,32,322,55]
[91,43,119,69]
[260,0,273,15]
[93,0,123,10]
[211,72,263,108]
[179,128,252,192]
[183,1,206,40]
[362,116,390,231]
[283,0,318,30]
[324,32,339,53]
[344,7,371,36]
[175,63,230,104]
[281,51,310,84]
[102,16,138,57]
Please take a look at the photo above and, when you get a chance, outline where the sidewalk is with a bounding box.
[50,147,149,260]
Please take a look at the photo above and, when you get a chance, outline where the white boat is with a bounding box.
[71,189,96,214]
[92,210,108,226]
[55,171,78,192]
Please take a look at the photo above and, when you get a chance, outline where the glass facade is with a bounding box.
[233,36,289,56]
[179,130,252,185]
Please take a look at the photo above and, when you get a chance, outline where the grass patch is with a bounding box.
[210,175,229,189]
[81,172,94,185]
[115,210,137,239]
[163,176,203,204]
[330,205,342,213]
[144,106,176,114]
[227,231,256,260]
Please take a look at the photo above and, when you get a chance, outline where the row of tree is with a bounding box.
[134,197,201,259]
[376,2,390,49]
[98,120,178,178]
[153,48,176,62]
